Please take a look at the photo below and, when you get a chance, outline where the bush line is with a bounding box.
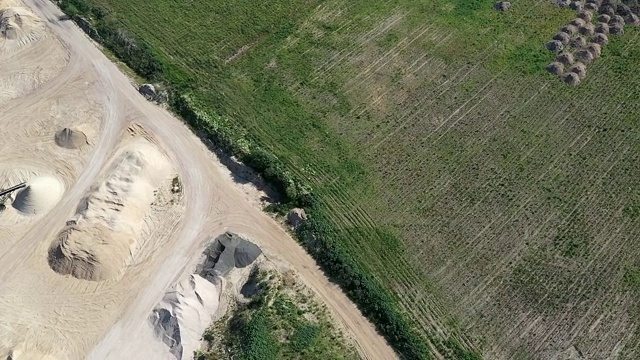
[58,1,434,358]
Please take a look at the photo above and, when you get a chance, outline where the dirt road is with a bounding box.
[2,1,398,359]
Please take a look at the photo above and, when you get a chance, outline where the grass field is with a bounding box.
[82,0,640,358]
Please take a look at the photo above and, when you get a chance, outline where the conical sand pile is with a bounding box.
[0,6,46,53]
[12,176,63,215]
[54,128,87,149]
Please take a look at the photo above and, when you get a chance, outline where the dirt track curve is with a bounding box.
[0,0,397,359]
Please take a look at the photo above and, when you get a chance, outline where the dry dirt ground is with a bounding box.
[0,0,396,359]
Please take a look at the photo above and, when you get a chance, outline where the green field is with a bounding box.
[65,0,640,358]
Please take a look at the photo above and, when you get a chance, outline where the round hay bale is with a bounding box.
[556,0,571,7]
[570,1,583,11]
[610,14,625,24]
[54,128,87,149]
[570,18,586,27]
[546,62,564,75]
[579,23,596,36]
[569,62,587,79]
[627,14,640,26]
[610,23,624,35]
[598,14,611,23]
[12,176,64,215]
[494,1,511,12]
[599,5,616,16]
[564,72,581,86]
[561,24,578,35]
[546,40,564,52]
[570,36,587,48]
[616,4,632,16]
[578,11,594,22]
[584,3,599,11]
[553,31,571,44]
[595,22,610,34]
[576,49,595,63]
[592,33,609,45]
[587,43,602,58]
[556,52,575,65]
[586,0,602,5]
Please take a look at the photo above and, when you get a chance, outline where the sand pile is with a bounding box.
[570,18,586,27]
[610,23,624,34]
[587,43,602,57]
[12,176,63,215]
[584,3,598,11]
[48,140,172,281]
[198,232,262,279]
[0,7,45,53]
[149,274,220,360]
[598,14,611,23]
[54,128,87,149]
[596,22,610,34]
[48,225,134,281]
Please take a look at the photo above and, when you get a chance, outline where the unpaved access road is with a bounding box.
[0,0,397,359]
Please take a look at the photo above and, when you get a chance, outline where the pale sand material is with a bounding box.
[55,128,87,149]
[0,6,45,54]
[48,140,172,281]
[12,176,63,215]
[149,274,220,360]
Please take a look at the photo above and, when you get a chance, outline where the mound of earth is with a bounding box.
[546,62,564,75]
[150,274,220,360]
[555,0,570,8]
[54,128,87,149]
[0,7,46,52]
[198,232,262,279]
[493,1,511,12]
[288,208,308,229]
[12,176,63,215]
[48,224,134,281]
[626,13,640,26]
[564,72,581,86]
[556,52,574,65]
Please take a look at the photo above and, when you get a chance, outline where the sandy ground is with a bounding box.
[0,0,397,359]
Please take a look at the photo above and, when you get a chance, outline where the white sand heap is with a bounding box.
[49,140,172,281]
[12,175,63,215]
[54,128,87,149]
[149,274,220,360]
[0,6,46,54]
